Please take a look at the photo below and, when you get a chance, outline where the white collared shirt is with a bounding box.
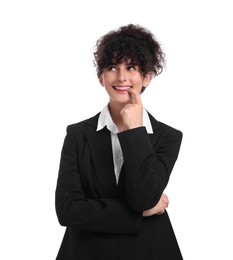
[96,105,153,184]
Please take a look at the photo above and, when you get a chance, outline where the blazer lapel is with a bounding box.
[82,111,160,198]
[84,115,118,198]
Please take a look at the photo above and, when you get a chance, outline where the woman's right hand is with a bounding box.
[143,193,169,217]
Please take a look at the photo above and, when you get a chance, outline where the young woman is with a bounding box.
[55,24,183,260]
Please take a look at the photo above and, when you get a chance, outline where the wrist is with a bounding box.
[126,121,143,130]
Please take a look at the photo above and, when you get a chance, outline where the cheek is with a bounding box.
[133,78,144,88]
[103,75,115,85]
[132,74,144,83]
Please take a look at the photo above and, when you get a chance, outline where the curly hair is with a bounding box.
[93,24,166,79]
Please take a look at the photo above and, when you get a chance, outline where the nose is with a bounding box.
[117,67,127,82]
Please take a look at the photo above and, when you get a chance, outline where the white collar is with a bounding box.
[96,104,153,134]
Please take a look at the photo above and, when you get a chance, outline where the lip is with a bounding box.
[113,85,132,91]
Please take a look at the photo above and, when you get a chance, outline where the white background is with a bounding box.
[0,0,232,259]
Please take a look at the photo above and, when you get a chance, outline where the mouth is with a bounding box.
[113,85,132,92]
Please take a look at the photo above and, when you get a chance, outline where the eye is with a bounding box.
[107,65,117,71]
[127,65,136,71]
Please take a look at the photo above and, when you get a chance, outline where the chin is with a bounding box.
[117,98,130,104]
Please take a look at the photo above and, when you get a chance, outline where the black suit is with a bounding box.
[55,112,183,260]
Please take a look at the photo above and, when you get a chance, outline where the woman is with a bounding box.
[55,24,183,260]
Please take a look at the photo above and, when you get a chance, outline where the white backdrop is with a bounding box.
[1,0,232,259]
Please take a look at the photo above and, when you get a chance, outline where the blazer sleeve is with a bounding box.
[55,125,142,234]
[118,126,182,212]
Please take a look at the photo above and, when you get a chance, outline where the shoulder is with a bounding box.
[147,111,183,138]
[66,112,100,136]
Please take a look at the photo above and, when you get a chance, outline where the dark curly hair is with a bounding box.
[93,24,166,80]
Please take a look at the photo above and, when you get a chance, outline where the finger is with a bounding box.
[161,194,168,202]
[160,200,168,209]
[162,194,169,203]
[161,195,169,207]
[157,204,165,214]
[128,88,142,105]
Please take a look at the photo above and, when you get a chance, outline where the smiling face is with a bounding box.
[99,62,151,106]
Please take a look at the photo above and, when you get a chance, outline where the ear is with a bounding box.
[142,72,152,88]
[98,75,105,87]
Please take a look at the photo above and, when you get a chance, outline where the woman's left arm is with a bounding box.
[118,127,182,212]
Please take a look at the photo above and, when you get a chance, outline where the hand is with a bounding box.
[143,194,169,217]
[120,88,143,130]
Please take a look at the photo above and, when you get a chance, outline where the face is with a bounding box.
[99,62,151,106]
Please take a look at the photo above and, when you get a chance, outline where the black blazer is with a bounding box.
[55,112,183,260]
